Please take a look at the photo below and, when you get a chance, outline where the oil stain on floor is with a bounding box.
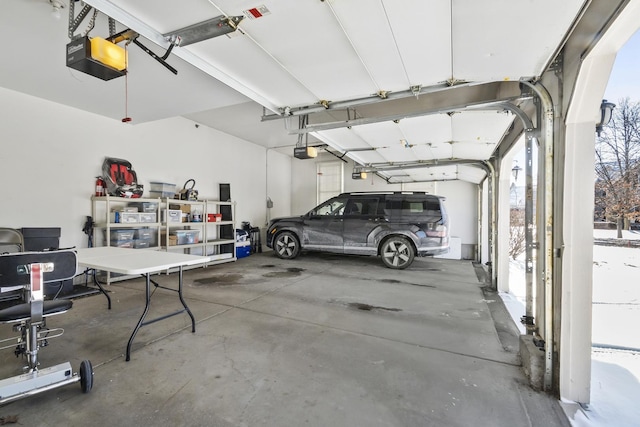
[347,302,402,312]
[262,267,305,278]
[193,274,243,285]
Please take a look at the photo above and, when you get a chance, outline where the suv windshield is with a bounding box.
[310,197,347,216]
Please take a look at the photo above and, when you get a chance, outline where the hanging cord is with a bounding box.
[122,41,132,123]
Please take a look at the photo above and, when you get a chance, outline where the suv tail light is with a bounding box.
[426,224,447,238]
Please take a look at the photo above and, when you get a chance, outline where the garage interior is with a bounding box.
[0,0,639,424]
[0,253,571,426]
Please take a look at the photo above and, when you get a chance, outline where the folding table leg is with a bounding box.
[178,266,196,333]
[126,273,151,361]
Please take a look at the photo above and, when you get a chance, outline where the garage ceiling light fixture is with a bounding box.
[66,2,130,80]
[66,3,244,80]
[50,0,64,19]
[294,146,318,159]
[293,115,318,159]
[352,168,367,180]
[67,35,128,81]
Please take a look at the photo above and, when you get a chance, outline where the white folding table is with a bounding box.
[76,247,211,361]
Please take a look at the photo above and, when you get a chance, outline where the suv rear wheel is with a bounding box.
[380,236,415,269]
[274,231,300,259]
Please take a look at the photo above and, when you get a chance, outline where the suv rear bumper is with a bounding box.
[416,245,449,257]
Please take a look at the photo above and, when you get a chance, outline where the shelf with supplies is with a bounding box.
[91,195,163,283]
[91,195,237,283]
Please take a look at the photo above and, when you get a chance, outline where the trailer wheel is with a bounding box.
[80,359,93,393]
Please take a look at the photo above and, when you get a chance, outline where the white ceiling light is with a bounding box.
[50,0,64,20]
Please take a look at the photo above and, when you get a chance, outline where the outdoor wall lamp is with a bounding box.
[512,162,522,181]
[596,99,616,137]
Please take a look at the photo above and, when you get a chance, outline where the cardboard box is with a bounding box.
[160,231,178,246]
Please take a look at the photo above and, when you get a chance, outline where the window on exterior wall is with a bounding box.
[317,161,343,204]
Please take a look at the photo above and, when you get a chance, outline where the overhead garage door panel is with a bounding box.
[329,0,452,90]
[451,111,514,143]
[451,0,585,81]
[351,122,406,149]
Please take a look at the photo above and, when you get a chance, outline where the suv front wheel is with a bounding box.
[274,231,300,259]
[380,236,415,269]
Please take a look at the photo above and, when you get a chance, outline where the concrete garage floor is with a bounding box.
[0,252,569,426]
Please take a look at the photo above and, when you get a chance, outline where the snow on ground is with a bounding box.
[570,349,640,427]
[504,229,640,427]
[593,229,640,240]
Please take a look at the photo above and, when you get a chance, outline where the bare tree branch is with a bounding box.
[595,98,640,236]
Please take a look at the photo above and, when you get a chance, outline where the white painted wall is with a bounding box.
[265,149,292,226]
[290,154,321,215]
[434,180,478,258]
[0,87,289,249]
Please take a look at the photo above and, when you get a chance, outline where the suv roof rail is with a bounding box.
[338,191,430,196]
[392,191,428,195]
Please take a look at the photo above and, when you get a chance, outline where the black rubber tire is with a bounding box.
[380,236,415,269]
[80,359,93,393]
[273,231,300,259]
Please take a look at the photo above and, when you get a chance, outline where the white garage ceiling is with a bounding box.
[2,0,589,183]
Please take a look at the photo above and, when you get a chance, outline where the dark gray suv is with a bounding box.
[266,192,449,269]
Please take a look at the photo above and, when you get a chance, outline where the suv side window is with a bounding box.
[384,196,443,220]
[403,200,441,215]
[344,198,379,217]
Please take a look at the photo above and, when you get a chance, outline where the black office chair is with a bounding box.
[0,249,93,405]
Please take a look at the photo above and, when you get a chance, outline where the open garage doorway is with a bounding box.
[586,29,640,426]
